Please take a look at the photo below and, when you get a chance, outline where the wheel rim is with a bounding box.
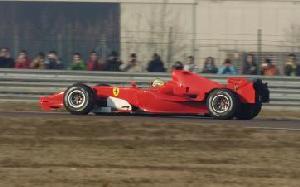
[211,94,231,113]
[67,90,86,109]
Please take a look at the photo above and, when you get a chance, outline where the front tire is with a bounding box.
[63,83,95,115]
[206,89,238,120]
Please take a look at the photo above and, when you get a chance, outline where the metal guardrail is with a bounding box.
[0,68,299,108]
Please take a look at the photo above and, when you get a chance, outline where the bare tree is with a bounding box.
[122,3,193,70]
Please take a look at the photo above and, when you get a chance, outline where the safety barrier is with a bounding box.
[0,68,299,108]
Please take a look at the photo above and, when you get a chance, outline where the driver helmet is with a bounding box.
[152,78,165,87]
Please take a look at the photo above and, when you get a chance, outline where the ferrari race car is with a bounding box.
[40,70,269,120]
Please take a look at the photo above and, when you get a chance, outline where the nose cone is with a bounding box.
[40,96,52,111]
[39,92,64,111]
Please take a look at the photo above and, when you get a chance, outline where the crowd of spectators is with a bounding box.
[1,47,300,76]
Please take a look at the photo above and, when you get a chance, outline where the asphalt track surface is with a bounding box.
[1,111,300,131]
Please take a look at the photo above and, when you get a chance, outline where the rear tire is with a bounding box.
[206,89,238,120]
[63,83,95,115]
[235,102,262,120]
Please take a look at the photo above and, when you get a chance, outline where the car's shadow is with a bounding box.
[92,112,212,120]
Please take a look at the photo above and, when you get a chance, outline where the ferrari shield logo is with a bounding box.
[112,87,120,97]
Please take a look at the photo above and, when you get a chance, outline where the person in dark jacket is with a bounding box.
[296,65,300,76]
[105,51,121,72]
[147,53,166,72]
[44,51,64,70]
[242,53,257,75]
[0,48,14,68]
[172,61,184,70]
[202,57,218,74]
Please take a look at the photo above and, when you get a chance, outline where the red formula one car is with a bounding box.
[40,70,269,120]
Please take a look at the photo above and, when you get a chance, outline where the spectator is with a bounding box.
[120,53,142,72]
[184,56,197,72]
[70,52,86,70]
[15,50,30,69]
[172,61,184,70]
[202,57,218,74]
[45,51,63,70]
[147,53,166,72]
[218,58,237,75]
[0,48,14,68]
[242,53,257,75]
[261,58,279,76]
[297,65,300,76]
[30,52,45,69]
[87,51,105,71]
[284,53,298,76]
[105,51,122,72]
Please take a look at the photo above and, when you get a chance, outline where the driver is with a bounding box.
[151,61,184,88]
[152,78,165,87]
